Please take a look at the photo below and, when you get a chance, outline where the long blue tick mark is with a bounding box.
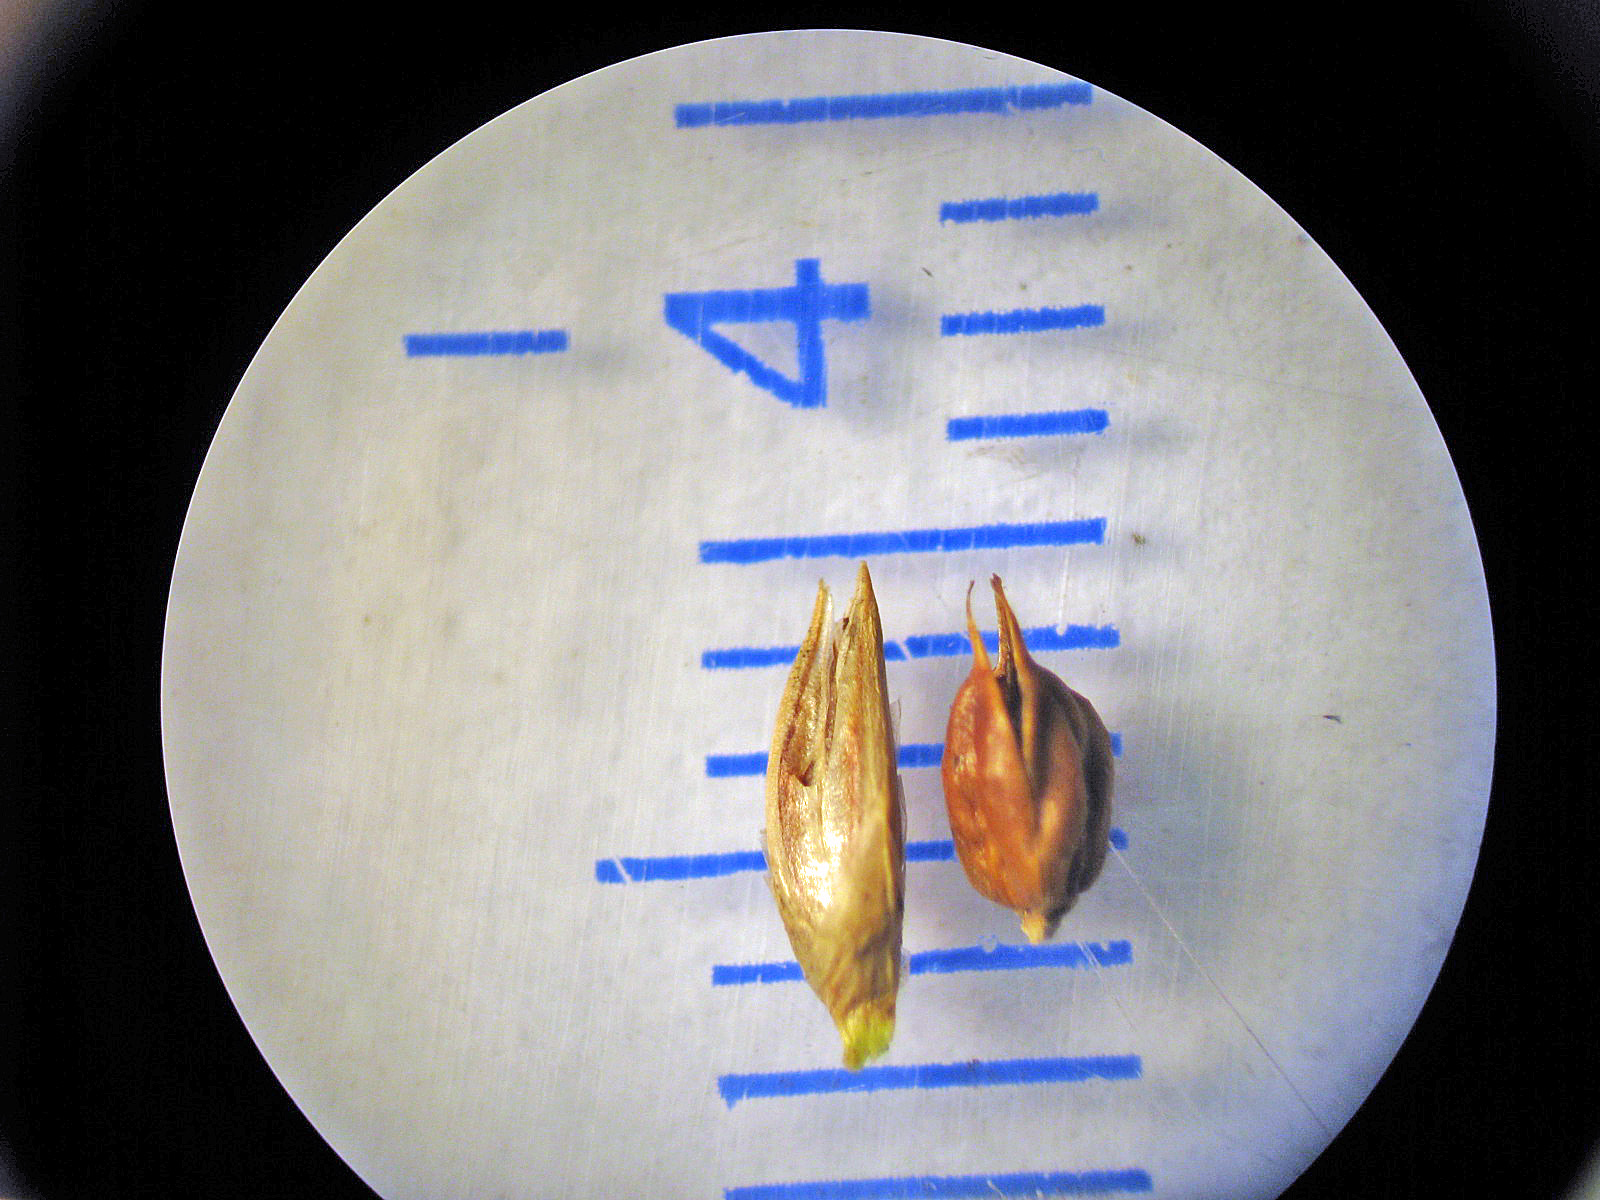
[700,518,1105,564]
[947,408,1110,441]
[676,82,1091,128]
[702,645,813,670]
[712,938,1133,985]
[941,305,1105,337]
[717,1054,1141,1108]
[706,743,936,776]
[904,624,1121,657]
[723,1167,1154,1198]
[593,849,768,884]
[713,959,805,985]
[707,734,1121,777]
[909,937,1133,974]
[703,623,1118,669]
[940,191,1099,223]
[403,329,568,356]
[598,832,1128,889]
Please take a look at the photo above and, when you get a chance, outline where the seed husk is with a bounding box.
[764,562,906,1069]
[941,575,1114,943]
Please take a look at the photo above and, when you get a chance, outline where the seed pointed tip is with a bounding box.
[841,561,885,649]
[850,559,878,608]
[964,580,991,669]
[800,578,834,646]
[988,574,1009,614]
[989,574,1030,670]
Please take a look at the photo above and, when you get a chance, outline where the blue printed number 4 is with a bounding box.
[664,259,869,408]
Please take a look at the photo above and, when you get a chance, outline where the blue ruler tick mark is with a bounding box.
[703,622,1119,670]
[905,623,1120,656]
[705,751,772,777]
[596,832,1128,888]
[712,938,1133,985]
[723,1167,1154,1198]
[594,849,767,884]
[941,306,1105,337]
[403,329,568,356]
[947,408,1110,441]
[717,1053,1141,1108]
[940,191,1099,223]
[700,518,1105,564]
[896,742,943,768]
[910,937,1133,974]
[676,82,1091,128]
[706,734,1120,778]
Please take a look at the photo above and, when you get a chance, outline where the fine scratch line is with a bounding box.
[703,623,1119,669]
[940,191,1099,223]
[1110,846,1333,1136]
[700,518,1105,564]
[676,82,1091,128]
[712,938,1134,985]
[717,1054,1141,1108]
[723,1167,1154,1199]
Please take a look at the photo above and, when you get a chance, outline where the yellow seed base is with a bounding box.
[838,1006,896,1070]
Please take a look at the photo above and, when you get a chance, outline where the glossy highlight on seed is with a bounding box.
[764,562,906,1069]
[941,575,1114,943]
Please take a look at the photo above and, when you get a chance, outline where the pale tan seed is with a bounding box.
[764,562,905,1068]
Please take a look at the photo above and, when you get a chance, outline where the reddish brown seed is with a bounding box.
[941,575,1114,942]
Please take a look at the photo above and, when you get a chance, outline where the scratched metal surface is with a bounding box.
[160,30,1495,1200]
